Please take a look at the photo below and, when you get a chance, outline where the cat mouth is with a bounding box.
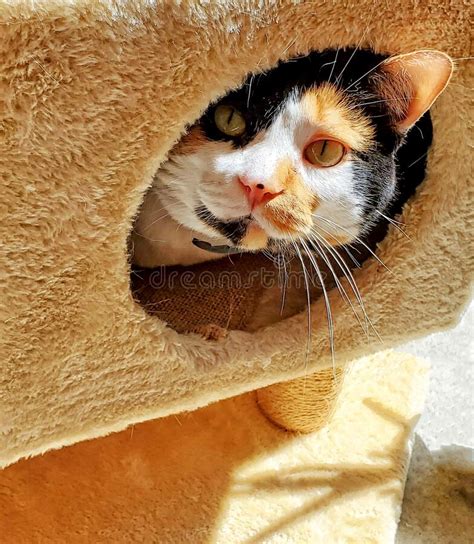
[194,204,271,253]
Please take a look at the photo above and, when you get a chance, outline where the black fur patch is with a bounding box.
[196,48,430,244]
[195,205,250,245]
[200,49,402,150]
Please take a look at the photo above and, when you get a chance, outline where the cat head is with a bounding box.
[155,49,452,253]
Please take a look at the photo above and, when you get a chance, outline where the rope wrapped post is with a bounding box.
[257,367,346,433]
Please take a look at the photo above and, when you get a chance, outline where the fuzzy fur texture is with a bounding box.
[0,351,429,543]
[0,1,472,467]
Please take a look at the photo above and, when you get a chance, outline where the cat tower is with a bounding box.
[0,1,471,542]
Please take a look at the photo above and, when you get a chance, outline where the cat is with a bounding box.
[131,48,452,273]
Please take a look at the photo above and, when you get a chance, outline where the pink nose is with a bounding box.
[238,177,283,210]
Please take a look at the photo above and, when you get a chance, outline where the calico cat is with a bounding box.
[132,49,452,270]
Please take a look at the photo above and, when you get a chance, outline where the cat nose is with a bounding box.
[238,177,283,210]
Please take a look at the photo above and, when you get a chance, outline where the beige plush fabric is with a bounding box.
[0,1,472,467]
[0,351,429,543]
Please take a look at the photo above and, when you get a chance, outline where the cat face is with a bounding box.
[153,49,452,254]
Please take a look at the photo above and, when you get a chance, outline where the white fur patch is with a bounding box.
[134,93,366,265]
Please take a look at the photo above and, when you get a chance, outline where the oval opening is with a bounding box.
[128,47,433,338]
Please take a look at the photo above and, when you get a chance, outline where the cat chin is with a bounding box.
[253,214,312,243]
[239,222,268,250]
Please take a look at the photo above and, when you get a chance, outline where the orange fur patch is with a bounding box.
[173,126,208,155]
[241,223,268,250]
[301,84,375,151]
[262,159,316,234]
[321,232,353,247]
[276,158,319,208]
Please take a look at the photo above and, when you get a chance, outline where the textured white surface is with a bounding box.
[396,300,474,543]
[399,300,473,450]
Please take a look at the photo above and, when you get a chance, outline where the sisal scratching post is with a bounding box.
[257,368,346,432]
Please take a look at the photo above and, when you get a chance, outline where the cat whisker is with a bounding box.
[292,240,313,375]
[246,74,254,108]
[414,124,424,140]
[407,151,429,169]
[314,215,392,273]
[264,101,284,121]
[262,247,282,266]
[279,251,289,316]
[327,47,340,84]
[343,57,388,93]
[341,244,362,267]
[142,212,171,231]
[264,245,292,317]
[357,96,415,108]
[335,46,360,86]
[309,230,381,341]
[335,16,374,87]
[306,233,370,338]
[299,238,336,376]
[308,220,362,266]
[375,210,411,239]
[377,213,405,226]
[281,37,297,58]
[132,230,167,244]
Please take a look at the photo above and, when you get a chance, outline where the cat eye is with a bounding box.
[214,105,246,137]
[304,139,346,167]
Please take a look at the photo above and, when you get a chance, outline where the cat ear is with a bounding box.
[374,50,453,132]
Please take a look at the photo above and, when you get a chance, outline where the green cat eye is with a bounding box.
[214,105,246,137]
[304,139,346,167]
